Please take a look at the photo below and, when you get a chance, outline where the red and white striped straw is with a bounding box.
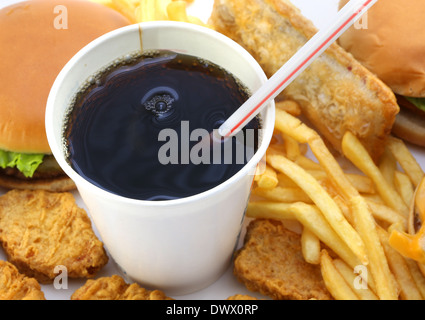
[218,0,378,137]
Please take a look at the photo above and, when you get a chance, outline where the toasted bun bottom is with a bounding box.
[0,172,76,192]
[392,108,425,147]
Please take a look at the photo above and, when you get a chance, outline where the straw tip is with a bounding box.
[218,125,232,138]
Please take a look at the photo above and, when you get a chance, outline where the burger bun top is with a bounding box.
[0,0,130,154]
[338,0,425,98]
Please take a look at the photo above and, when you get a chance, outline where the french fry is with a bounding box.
[255,164,278,189]
[365,199,407,227]
[301,227,320,265]
[294,155,322,171]
[348,196,399,299]
[394,170,415,207]
[283,169,374,194]
[342,131,409,217]
[291,202,363,271]
[275,100,302,117]
[111,0,138,22]
[405,258,425,299]
[155,0,172,20]
[305,169,327,182]
[187,15,207,26]
[307,136,358,199]
[331,194,353,224]
[378,227,421,300]
[276,173,299,188]
[135,0,156,22]
[298,142,308,156]
[333,259,379,300]
[166,1,189,22]
[268,137,286,150]
[251,186,312,203]
[320,250,359,300]
[387,136,424,188]
[246,201,295,221]
[378,147,397,189]
[274,108,314,144]
[362,193,384,204]
[274,110,358,196]
[291,165,374,195]
[345,173,375,194]
[282,133,301,161]
[267,152,368,265]
[254,157,267,179]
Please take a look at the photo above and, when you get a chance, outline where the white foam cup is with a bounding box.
[46,21,275,295]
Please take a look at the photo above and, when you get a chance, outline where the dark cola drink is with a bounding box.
[64,50,260,200]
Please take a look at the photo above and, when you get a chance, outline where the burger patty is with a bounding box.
[0,155,66,180]
[396,95,425,118]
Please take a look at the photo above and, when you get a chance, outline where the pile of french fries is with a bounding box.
[90,0,208,26]
[250,100,425,300]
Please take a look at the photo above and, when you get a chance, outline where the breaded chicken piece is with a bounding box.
[227,294,259,300]
[210,0,399,161]
[0,260,45,300]
[234,219,332,300]
[0,189,108,283]
[71,275,173,300]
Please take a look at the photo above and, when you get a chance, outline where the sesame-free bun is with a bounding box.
[0,0,130,154]
[338,0,425,98]
[0,0,130,191]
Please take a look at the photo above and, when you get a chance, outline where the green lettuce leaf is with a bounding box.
[0,149,44,178]
[405,97,425,112]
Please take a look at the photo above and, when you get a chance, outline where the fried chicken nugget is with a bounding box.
[234,219,332,300]
[0,260,45,300]
[71,275,173,300]
[227,294,259,300]
[0,189,108,283]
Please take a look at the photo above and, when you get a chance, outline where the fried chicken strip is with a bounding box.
[234,219,332,300]
[0,260,45,300]
[71,275,173,300]
[210,0,399,160]
[0,189,108,283]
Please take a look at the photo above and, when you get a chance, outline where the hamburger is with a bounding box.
[338,0,425,148]
[0,0,130,191]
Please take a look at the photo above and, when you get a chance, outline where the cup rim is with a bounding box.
[46,21,275,208]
